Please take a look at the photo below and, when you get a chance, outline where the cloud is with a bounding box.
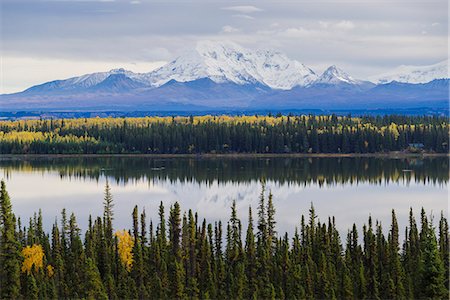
[232,14,255,20]
[221,25,240,33]
[44,0,109,1]
[319,20,355,31]
[282,27,315,38]
[2,0,447,90]
[130,0,140,4]
[335,20,355,30]
[222,5,262,14]
[1,55,166,94]
[318,21,329,29]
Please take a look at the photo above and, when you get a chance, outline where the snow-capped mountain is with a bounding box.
[313,65,362,85]
[1,41,448,114]
[145,41,318,90]
[89,73,147,92]
[23,68,147,94]
[369,60,448,84]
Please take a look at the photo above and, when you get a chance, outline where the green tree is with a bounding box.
[420,216,447,298]
[0,180,21,299]
[84,258,108,300]
[245,207,258,299]
[168,202,185,299]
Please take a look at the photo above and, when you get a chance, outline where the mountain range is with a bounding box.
[1,41,448,114]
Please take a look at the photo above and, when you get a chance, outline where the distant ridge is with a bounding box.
[1,41,448,113]
[369,60,448,84]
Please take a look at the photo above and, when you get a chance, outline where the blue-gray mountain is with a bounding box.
[1,42,448,113]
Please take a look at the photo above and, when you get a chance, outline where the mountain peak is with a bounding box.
[314,65,359,85]
[109,68,127,73]
[147,40,317,89]
[89,73,145,92]
[195,40,245,55]
[369,59,449,84]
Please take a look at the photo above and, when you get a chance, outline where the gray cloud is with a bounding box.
[221,25,240,33]
[221,5,263,14]
[232,14,255,20]
[1,0,447,93]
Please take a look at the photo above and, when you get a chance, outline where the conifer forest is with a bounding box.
[0,115,448,154]
[2,0,449,299]
[0,180,448,299]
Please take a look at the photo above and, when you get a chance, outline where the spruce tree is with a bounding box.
[438,211,449,292]
[168,202,185,299]
[256,183,272,298]
[245,206,258,299]
[25,273,38,300]
[84,258,108,300]
[387,210,405,299]
[403,208,420,298]
[420,216,447,298]
[0,180,21,299]
[267,191,277,254]
[131,206,147,299]
[102,181,114,279]
[363,217,380,299]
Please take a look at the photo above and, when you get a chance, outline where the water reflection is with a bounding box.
[0,156,448,240]
[1,156,448,186]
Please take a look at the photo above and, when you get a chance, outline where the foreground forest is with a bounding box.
[0,115,448,154]
[0,181,448,299]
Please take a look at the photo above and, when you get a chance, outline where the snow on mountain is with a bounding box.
[12,40,448,105]
[68,68,148,87]
[145,40,318,90]
[312,65,362,85]
[369,60,448,84]
[23,68,147,93]
[89,73,147,92]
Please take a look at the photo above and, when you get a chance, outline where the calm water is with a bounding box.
[0,156,448,239]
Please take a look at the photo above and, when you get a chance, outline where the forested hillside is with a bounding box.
[0,115,448,154]
[0,181,448,299]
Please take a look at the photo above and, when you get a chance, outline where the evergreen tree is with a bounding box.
[245,207,258,299]
[438,211,449,292]
[168,202,185,299]
[0,182,447,299]
[420,215,447,298]
[387,210,405,299]
[363,217,380,299]
[0,180,21,299]
[84,258,108,300]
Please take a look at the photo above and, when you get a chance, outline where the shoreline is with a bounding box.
[0,152,448,159]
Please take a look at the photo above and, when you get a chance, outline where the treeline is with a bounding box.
[0,114,448,154]
[0,181,448,299]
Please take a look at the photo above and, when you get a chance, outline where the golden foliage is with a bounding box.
[21,244,45,275]
[47,265,55,278]
[1,116,448,150]
[115,230,134,272]
[0,131,98,144]
[0,115,302,130]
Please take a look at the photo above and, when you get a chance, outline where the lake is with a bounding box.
[0,156,448,239]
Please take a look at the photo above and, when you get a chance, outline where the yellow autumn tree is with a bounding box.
[47,265,55,278]
[21,244,45,275]
[115,230,134,272]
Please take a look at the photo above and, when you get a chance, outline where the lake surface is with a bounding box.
[0,156,448,239]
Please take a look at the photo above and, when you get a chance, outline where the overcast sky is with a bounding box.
[1,0,448,93]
